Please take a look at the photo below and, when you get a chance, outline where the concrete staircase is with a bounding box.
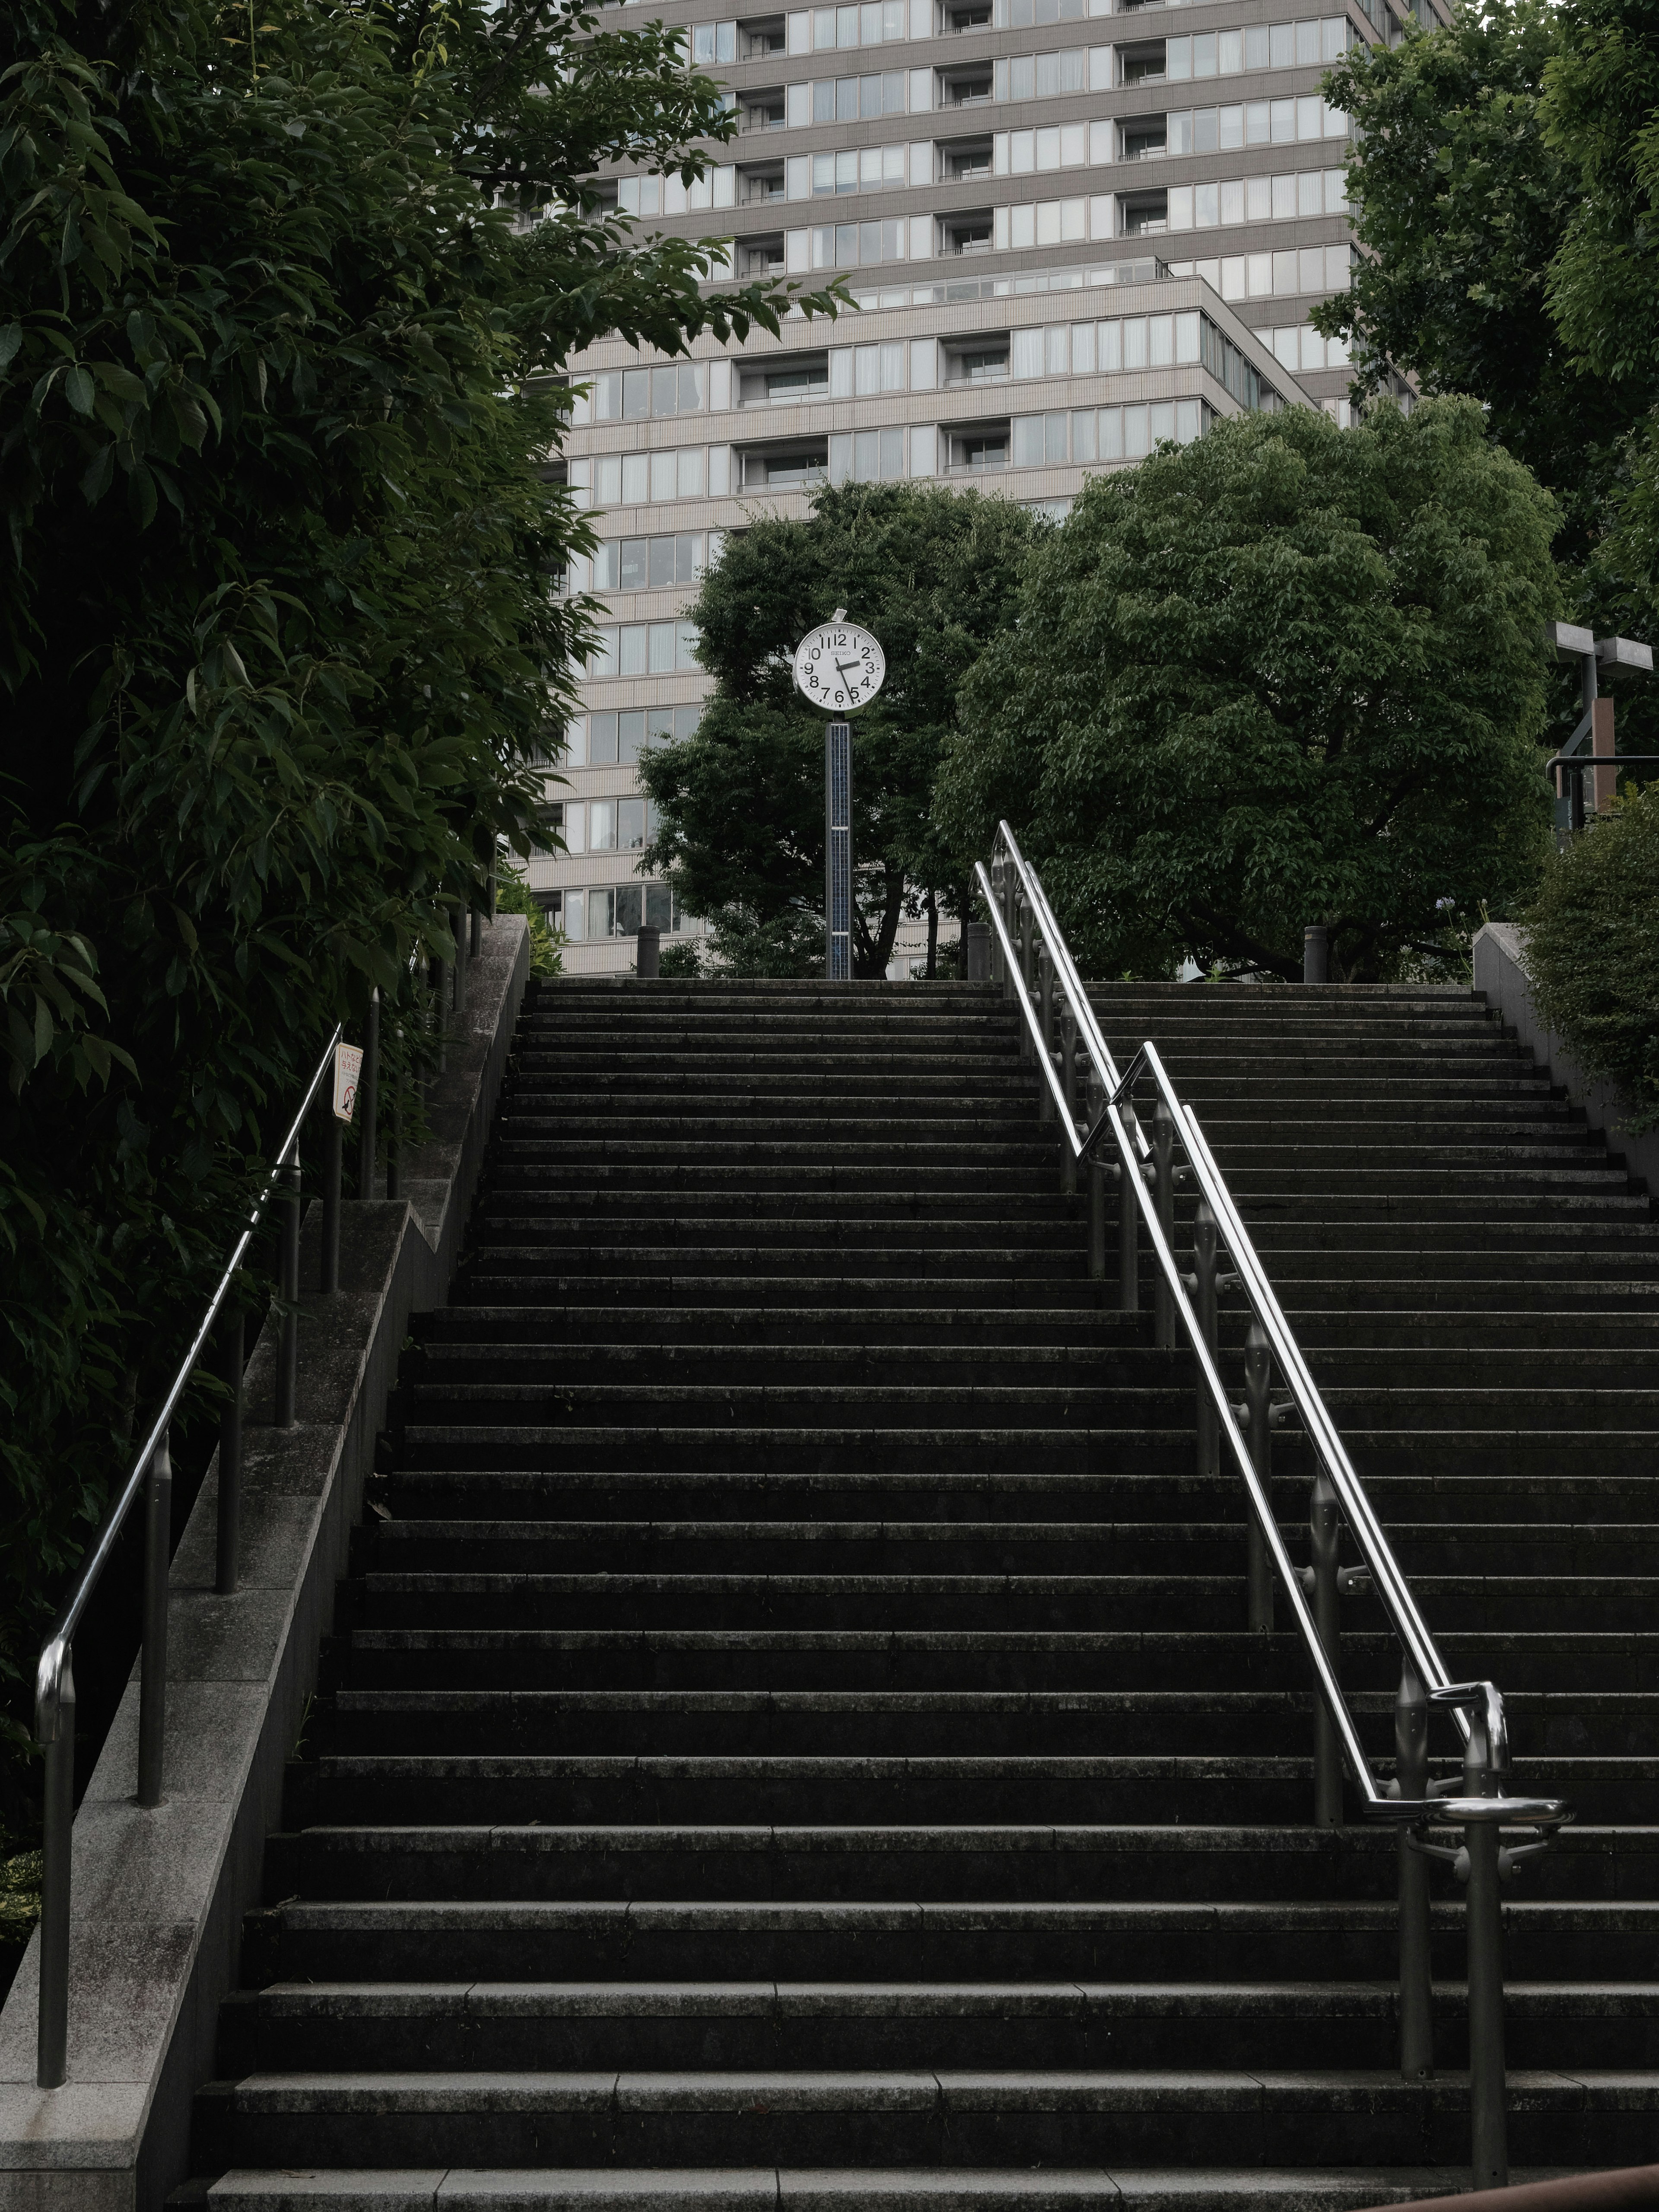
[180,978,1659,2207]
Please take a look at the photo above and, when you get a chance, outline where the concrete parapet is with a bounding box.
[1473,920,1658,1198]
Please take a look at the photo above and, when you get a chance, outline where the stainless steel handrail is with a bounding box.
[31,1017,361,2091]
[976,820,1570,2190]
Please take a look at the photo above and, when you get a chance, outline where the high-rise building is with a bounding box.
[534,0,1437,973]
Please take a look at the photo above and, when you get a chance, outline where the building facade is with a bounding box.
[533,0,1438,974]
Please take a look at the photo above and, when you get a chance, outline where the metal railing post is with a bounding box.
[1019,893,1034,1001]
[470,903,483,958]
[356,988,380,1201]
[431,956,448,1075]
[1089,1162,1108,1278]
[216,1311,244,1597]
[136,1431,172,1808]
[1119,1114,1141,1314]
[276,1151,301,1427]
[1152,1099,1176,1348]
[386,1028,402,1202]
[35,1653,73,2089]
[1193,1200,1219,1478]
[1037,947,1055,1123]
[1395,1659,1433,2079]
[1434,1681,1510,2188]
[1059,1011,1077,1195]
[1243,1322,1274,1632]
[321,1106,342,1296]
[1309,1465,1343,1827]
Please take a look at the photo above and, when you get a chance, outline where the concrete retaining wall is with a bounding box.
[0,915,531,2211]
[1472,920,1659,1197]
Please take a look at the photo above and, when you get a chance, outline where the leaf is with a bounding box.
[80,443,115,503]
[0,322,21,371]
[127,461,158,529]
[64,364,95,416]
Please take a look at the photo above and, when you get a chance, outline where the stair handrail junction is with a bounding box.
[975,820,1571,2190]
[30,1017,364,2094]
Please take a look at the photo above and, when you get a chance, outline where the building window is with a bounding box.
[594,531,718,592]
[568,704,702,769]
[587,620,702,679]
[828,426,909,485]
[562,881,686,941]
[690,20,737,62]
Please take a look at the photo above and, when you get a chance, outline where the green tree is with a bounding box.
[935,400,1558,981]
[640,482,1039,978]
[1541,0,1659,643]
[1313,0,1659,655]
[1312,0,1624,565]
[0,0,836,1697]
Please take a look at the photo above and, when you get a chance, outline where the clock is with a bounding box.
[792,613,885,714]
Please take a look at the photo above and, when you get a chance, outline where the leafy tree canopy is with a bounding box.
[1314,0,1659,648]
[640,482,1039,977]
[935,400,1558,981]
[0,0,836,1694]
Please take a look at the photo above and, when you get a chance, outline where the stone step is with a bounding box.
[417,1303,1659,1350]
[331,1624,1659,1696]
[242,1886,1659,1984]
[257,1821,1659,1908]
[397,1345,1659,1391]
[162,2164,1557,2212]
[308,1685,1659,1760]
[285,1748,1646,1828]
[213,1976,1659,2077]
[352,1565,1659,1636]
[184,2063,1659,2172]
[349,1516,1659,1581]
[394,1380,1659,1433]
[393,1421,1659,1479]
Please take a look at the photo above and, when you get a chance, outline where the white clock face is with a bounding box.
[792,621,886,714]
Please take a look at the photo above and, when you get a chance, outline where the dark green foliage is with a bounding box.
[1314,0,1659,683]
[493,864,564,980]
[936,400,1558,981]
[1312,2,1625,566]
[0,0,837,1700]
[655,938,704,979]
[1524,788,1659,1131]
[639,482,1039,977]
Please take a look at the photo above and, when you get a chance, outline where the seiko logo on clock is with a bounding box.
[791,617,886,714]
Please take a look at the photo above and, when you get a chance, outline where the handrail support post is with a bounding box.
[1152,1099,1176,1348]
[356,988,380,1201]
[276,1152,301,1427]
[1118,1118,1141,1314]
[1193,1200,1220,1479]
[1059,1011,1077,1193]
[1460,1689,1510,2188]
[1309,1465,1343,1827]
[1395,1659,1433,2079]
[1243,1323,1274,1632]
[35,1653,73,2089]
[321,1110,342,1295]
[136,1432,172,1809]
[1037,947,1055,1123]
[215,1311,245,1597]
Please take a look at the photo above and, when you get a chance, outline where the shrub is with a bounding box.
[1524,787,1659,1129]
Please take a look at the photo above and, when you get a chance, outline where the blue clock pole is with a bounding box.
[825,718,852,982]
